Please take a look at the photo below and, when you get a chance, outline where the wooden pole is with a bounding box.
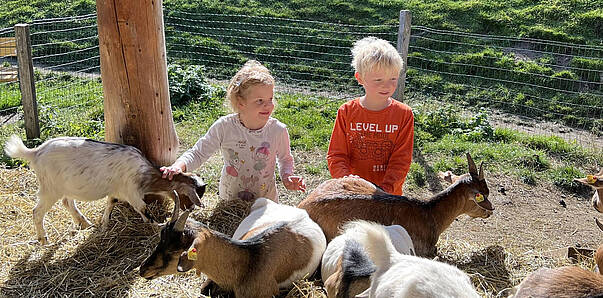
[15,24,40,140]
[393,10,412,102]
[96,0,178,165]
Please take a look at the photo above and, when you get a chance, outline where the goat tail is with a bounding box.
[357,221,397,270]
[4,135,35,161]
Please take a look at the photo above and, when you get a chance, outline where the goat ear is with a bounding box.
[177,250,196,272]
[478,162,485,180]
[467,153,477,176]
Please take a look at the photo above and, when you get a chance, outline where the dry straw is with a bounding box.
[0,166,599,297]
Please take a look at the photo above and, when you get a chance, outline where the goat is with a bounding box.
[574,169,603,212]
[353,221,480,298]
[140,195,326,298]
[512,183,603,298]
[4,135,206,244]
[298,153,494,257]
[513,225,603,298]
[322,220,415,298]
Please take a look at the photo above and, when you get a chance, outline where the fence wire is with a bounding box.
[0,11,601,152]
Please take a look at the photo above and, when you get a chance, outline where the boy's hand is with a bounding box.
[283,174,306,192]
[160,166,182,180]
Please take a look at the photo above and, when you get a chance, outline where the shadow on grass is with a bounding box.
[413,147,446,193]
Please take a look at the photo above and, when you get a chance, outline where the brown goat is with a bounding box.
[140,195,325,298]
[513,184,603,298]
[297,153,494,257]
[514,236,603,297]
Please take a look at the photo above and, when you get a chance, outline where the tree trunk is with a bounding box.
[96,0,178,166]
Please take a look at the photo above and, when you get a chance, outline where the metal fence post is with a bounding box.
[393,10,412,102]
[15,23,40,140]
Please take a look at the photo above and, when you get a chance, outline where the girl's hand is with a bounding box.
[160,165,183,180]
[283,174,306,192]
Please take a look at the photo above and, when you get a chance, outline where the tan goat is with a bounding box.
[513,178,603,298]
[513,231,603,297]
[297,153,494,257]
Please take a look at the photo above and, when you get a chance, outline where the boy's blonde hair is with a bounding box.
[351,36,403,75]
[227,60,275,112]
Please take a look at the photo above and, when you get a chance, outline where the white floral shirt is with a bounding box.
[176,114,295,202]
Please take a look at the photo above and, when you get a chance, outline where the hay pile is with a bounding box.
[0,166,598,298]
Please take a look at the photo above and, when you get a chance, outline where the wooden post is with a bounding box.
[15,24,40,140]
[96,0,178,165]
[393,10,412,102]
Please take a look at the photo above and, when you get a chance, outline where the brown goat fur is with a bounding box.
[177,223,314,298]
[298,153,493,257]
[513,266,603,298]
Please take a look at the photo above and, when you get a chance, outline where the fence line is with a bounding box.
[0,11,601,152]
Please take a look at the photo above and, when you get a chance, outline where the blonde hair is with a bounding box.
[227,60,275,112]
[351,36,403,75]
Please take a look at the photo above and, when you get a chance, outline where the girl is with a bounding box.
[161,60,305,202]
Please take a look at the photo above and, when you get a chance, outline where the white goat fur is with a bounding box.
[356,221,480,298]
[321,221,415,283]
[232,198,327,288]
[4,135,204,244]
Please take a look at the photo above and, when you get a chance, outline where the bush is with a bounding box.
[168,63,215,106]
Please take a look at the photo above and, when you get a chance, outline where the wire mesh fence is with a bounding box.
[0,11,601,152]
[0,27,19,118]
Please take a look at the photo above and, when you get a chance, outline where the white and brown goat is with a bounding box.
[298,153,494,257]
[322,220,415,298]
[4,135,205,244]
[140,196,326,298]
[356,221,480,298]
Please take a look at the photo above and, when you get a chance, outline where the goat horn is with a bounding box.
[174,208,191,232]
[478,162,485,180]
[596,217,603,232]
[169,190,180,225]
[467,153,477,175]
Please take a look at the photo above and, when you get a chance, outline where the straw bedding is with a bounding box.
[0,165,599,297]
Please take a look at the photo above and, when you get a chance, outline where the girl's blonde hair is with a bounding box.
[351,36,403,75]
[227,60,275,112]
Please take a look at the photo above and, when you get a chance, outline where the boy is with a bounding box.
[327,36,414,195]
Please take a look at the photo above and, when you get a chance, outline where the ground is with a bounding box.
[0,150,600,297]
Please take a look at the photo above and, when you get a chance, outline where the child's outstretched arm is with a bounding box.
[327,107,352,178]
[276,128,305,192]
[381,112,414,194]
[161,117,225,180]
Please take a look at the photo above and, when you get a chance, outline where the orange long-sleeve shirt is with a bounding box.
[327,98,414,195]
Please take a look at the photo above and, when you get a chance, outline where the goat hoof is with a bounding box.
[78,219,92,229]
[38,236,48,245]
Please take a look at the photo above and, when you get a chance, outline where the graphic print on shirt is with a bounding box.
[253,141,271,178]
[225,148,242,177]
[349,122,398,171]
[239,174,259,198]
